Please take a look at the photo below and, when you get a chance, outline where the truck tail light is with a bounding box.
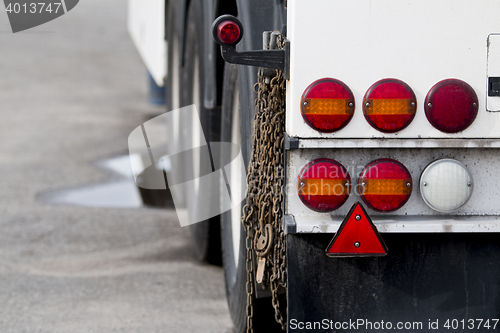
[297,158,351,212]
[212,15,243,46]
[358,159,412,212]
[424,79,478,133]
[420,159,473,212]
[362,79,417,133]
[301,78,355,133]
[217,20,241,45]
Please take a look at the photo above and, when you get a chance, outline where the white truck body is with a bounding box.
[287,0,500,138]
[127,0,166,86]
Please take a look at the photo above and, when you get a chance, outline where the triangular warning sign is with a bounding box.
[326,202,388,257]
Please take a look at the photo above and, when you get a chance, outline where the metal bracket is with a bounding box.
[212,15,290,80]
[284,132,299,150]
[220,45,286,71]
[283,214,297,234]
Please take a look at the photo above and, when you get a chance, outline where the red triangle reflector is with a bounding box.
[326,202,388,257]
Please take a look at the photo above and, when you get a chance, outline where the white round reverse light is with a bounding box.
[420,159,473,213]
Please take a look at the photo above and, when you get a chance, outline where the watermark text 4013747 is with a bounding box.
[6,2,63,14]
[3,0,79,33]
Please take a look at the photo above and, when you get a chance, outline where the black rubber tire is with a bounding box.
[164,2,188,211]
[165,1,178,113]
[221,64,285,333]
[220,63,247,332]
[181,0,221,265]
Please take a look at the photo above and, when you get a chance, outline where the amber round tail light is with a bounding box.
[301,78,355,133]
[298,158,351,212]
[358,159,412,212]
[363,79,417,133]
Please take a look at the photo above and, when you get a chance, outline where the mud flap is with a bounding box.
[287,233,500,331]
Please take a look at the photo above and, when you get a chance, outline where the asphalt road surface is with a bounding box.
[0,1,234,332]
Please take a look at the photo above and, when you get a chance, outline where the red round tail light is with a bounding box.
[216,20,241,45]
[424,79,478,133]
[301,78,355,133]
[362,79,417,133]
[358,159,412,212]
[297,158,351,212]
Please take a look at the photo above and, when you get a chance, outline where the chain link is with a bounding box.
[241,35,287,333]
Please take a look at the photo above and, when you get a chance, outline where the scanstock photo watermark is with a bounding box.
[289,318,500,331]
[3,0,79,33]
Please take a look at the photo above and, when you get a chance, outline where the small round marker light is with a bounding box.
[217,20,241,45]
[212,15,244,46]
[419,159,473,212]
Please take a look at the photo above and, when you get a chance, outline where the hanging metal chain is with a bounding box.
[241,35,287,333]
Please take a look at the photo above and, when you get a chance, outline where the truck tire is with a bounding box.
[165,1,180,113]
[220,63,246,332]
[220,64,284,333]
[181,0,221,265]
[164,1,186,210]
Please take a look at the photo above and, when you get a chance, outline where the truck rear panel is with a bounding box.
[285,1,500,330]
[285,0,500,233]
